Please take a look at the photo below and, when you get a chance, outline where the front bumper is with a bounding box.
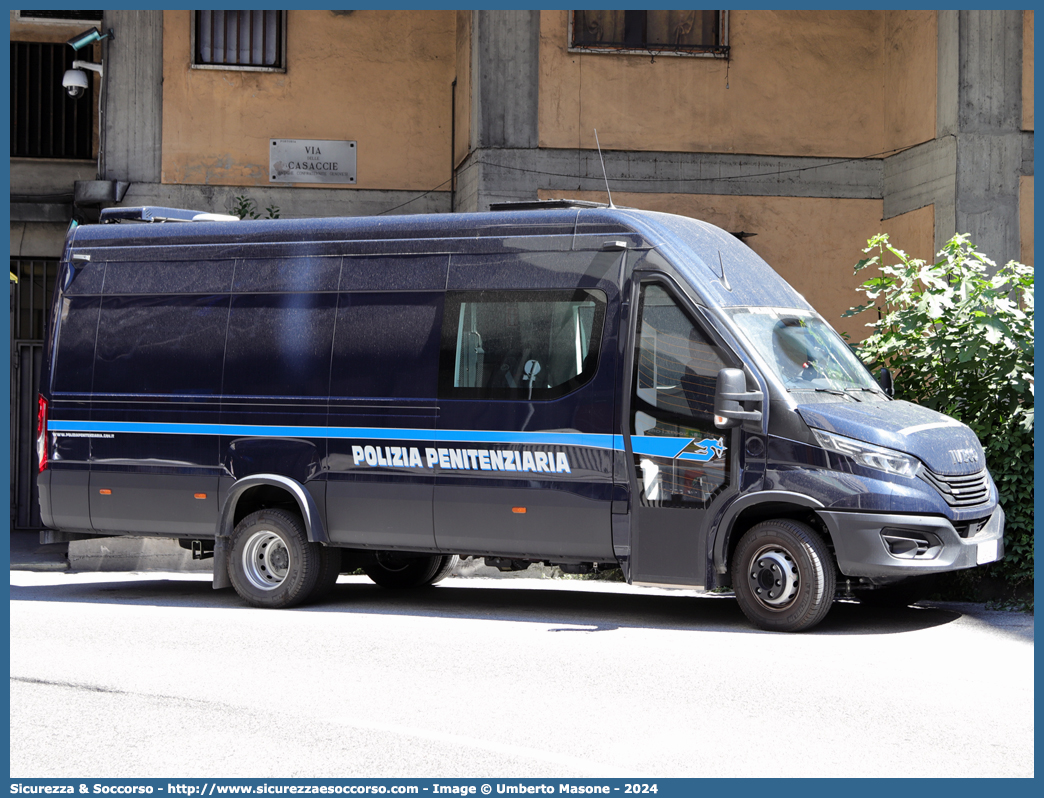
[819,504,1005,578]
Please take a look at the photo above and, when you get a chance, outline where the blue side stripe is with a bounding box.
[630,436,689,459]
[48,420,620,451]
[49,421,722,460]
[630,435,727,462]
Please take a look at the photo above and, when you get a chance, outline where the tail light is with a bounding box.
[36,395,48,473]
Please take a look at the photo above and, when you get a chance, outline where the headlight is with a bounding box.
[810,428,923,478]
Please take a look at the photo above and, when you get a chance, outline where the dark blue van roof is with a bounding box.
[611,208,811,311]
[68,206,811,311]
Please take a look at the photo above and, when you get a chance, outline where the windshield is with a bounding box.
[724,307,883,398]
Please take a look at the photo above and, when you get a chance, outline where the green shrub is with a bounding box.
[844,233,1034,604]
[231,195,281,220]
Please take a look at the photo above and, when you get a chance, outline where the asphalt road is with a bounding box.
[9,571,1034,779]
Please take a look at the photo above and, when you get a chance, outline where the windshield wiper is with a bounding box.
[846,386,884,398]
[814,387,861,401]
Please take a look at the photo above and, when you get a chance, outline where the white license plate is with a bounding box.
[976,539,1000,564]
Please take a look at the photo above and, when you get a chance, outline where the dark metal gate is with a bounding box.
[11,258,58,530]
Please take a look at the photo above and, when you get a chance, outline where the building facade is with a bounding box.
[9,9,1034,531]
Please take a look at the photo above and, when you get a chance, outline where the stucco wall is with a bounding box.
[1020,176,1033,266]
[881,205,936,264]
[539,189,883,338]
[160,10,455,190]
[883,11,937,152]
[1024,11,1034,131]
[539,11,937,159]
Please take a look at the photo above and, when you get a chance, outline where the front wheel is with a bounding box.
[364,552,458,589]
[228,509,322,608]
[731,519,836,632]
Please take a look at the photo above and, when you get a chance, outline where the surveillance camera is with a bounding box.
[67,27,111,52]
[62,69,89,99]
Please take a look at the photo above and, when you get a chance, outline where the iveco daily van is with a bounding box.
[37,202,1005,631]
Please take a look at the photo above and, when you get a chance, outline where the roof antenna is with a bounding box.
[593,129,615,208]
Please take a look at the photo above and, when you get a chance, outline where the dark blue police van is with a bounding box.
[36,201,1005,631]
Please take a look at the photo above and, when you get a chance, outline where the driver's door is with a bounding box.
[627,280,737,587]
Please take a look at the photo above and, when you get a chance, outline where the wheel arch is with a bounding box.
[712,491,829,580]
[730,516,837,632]
[212,475,328,590]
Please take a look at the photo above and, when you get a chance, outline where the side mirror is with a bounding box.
[714,368,764,429]
[877,366,894,398]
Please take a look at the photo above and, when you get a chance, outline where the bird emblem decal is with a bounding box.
[678,437,727,462]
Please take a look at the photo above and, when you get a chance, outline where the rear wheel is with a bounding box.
[428,554,459,585]
[731,519,836,632]
[364,552,457,589]
[228,509,321,608]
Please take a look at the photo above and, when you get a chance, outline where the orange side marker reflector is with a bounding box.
[512,507,527,514]
[98,489,111,495]
[194,493,207,500]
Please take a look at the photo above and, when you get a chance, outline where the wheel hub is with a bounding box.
[241,530,289,591]
[374,552,412,573]
[747,547,799,609]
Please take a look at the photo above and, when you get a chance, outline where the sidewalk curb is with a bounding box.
[10,534,538,578]
[10,532,211,574]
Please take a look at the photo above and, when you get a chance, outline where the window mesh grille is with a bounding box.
[195,11,283,68]
[10,41,94,159]
[572,10,725,55]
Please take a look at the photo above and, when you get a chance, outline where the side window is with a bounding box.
[632,282,731,507]
[93,296,229,396]
[439,289,606,401]
[635,284,725,425]
[330,293,442,400]
[223,293,335,397]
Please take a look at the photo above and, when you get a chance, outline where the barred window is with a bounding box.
[571,10,728,57]
[193,11,285,71]
[10,41,94,160]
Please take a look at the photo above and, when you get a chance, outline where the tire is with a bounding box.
[363,552,457,589]
[855,574,939,608]
[311,546,343,601]
[228,509,322,608]
[731,519,836,632]
[428,554,459,585]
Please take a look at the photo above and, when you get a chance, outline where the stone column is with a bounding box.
[937,10,1024,264]
[458,10,541,211]
[100,10,163,184]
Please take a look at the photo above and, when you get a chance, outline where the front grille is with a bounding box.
[921,468,991,508]
[953,518,991,539]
